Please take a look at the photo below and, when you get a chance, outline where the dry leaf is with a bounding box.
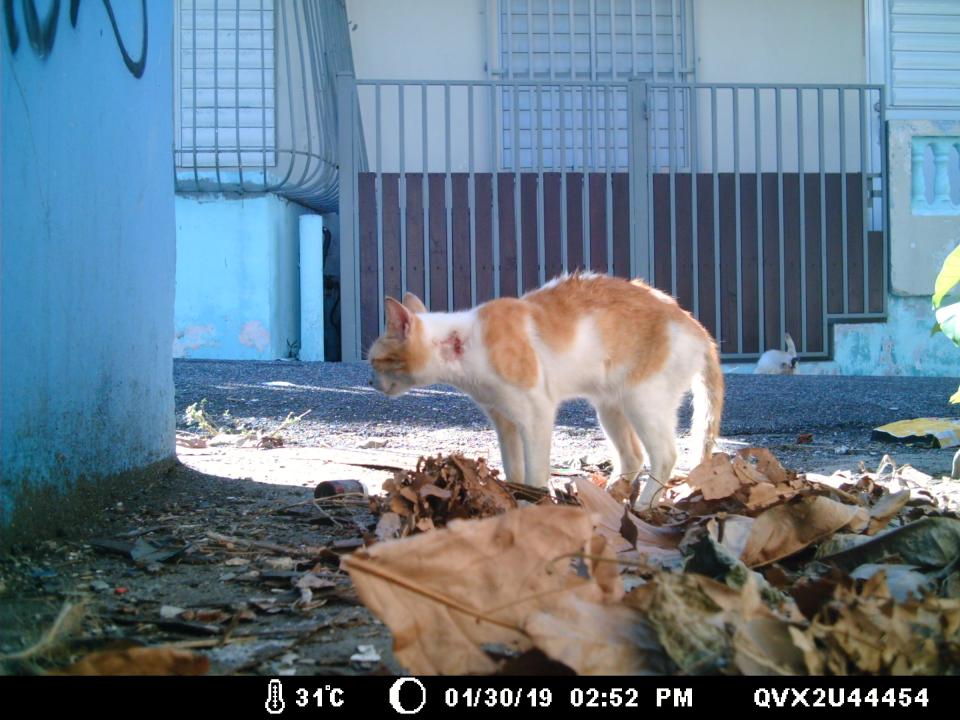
[741,496,870,568]
[58,647,209,676]
[817,517,960,571]
[375,512,403,542]
[625,572,805,675]
[342,505,619,675]
[866,489,911,535]
[573,477,681,563]
[525,597,671,675]
[687,453,741,501]
[736,448,791,486]
[793,572,960,674]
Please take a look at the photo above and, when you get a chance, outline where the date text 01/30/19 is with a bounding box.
[444,688,553,708]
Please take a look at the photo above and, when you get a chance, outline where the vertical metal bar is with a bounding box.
[589,0,597,81]
[191,0,200,186]
[468,84,477,306]
[568,0,575,79]
[234,0,244,188]
[445,84,453,310]
[275,1,298,190]
[691,84,700,317]
[860,87,869,313]
[258,0,267,185]
[582,82,591,270]
[711,86,720,344]
[537,83,546,285]
[422,83,431,307]
[670,0,678,82]
[651,0,659,80]
[560,84,569,273]
[646,82,656,282]
[797,88,807,352]
[605,85,614,274]
[839,88,848,315]
[336,72,359,361]
[776,87,785,346]
[399,85,407,297]
[669,84,677,295]
[213,0,222,187]
[733,87,743,354]
[629,78,650,281]
[754,87,765,352]
[376,84,384,331]
[818,87,828,352]
[547,4,554,80]
[526,0,534,78]
[630,0,637,75]
[514,83,523,294]
[491,83,501,298]
[506,0,513,79]
[880,86,888,316]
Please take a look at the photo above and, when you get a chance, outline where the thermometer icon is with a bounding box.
[265,678,285,714]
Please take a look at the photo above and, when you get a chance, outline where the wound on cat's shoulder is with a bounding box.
[439,331,465,361]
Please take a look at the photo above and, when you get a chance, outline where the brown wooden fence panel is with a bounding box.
[358,170,879,359]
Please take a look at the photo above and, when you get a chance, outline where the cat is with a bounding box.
[754,333,798,375]
[367,272,724,504]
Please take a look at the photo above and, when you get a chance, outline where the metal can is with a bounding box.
[314,479,367,498]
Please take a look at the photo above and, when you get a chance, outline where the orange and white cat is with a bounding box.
[368,272,724,503]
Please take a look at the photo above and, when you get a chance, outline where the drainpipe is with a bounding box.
[300,214,325,361]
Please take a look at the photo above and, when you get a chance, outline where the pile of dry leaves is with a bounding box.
[345,450,960,676]
[371,454,518,540]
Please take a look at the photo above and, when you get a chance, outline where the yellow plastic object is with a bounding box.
[872,418,960,449]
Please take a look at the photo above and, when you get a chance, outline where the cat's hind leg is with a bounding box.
[621,388,681,505]
[595,404,645,485]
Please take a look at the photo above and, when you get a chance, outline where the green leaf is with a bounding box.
[935,302,960,346]
[932,321,942,337]
[950,386,960,404]
[933,244,960,308]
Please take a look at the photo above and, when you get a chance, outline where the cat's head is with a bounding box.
[367,293,430,397]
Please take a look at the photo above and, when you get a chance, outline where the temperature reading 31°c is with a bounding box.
[297,686,345,708]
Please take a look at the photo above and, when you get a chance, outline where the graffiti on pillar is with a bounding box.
[3,0,147,78]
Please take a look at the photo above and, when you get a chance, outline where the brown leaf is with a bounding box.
[574,477,682,566]
[57,647,209,676]
[375,512,403,542]
[625,572,805,675]
[866,489,911,535]
[342,505,618,675]
[687,453,741,500]
[733,448,792,489]
[745,483,782,510]
[792,573,960,674]
[525,598,671,675]
[741,496,870,568]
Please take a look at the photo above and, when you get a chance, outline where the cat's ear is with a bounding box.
[384,297,413,338]
[402,292,427,314]
[784,333,796,356]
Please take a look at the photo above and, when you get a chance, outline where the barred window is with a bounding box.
[497,0,691,170]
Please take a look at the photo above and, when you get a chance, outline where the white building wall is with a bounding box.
[347,0,869,174]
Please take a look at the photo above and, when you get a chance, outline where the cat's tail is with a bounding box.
[689,337,724,464]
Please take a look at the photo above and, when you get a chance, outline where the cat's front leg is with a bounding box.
[485,408,525,485]
[518,401,556,488]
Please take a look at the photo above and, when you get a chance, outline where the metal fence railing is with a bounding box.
[174,0,357,212]
[337,76,887,363]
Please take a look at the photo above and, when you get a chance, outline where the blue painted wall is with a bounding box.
[174,194,310,360]
[1,2,175,535]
